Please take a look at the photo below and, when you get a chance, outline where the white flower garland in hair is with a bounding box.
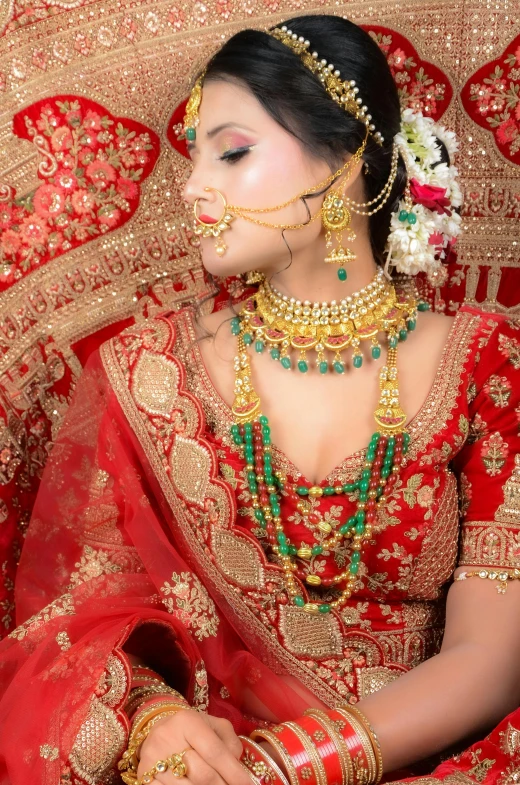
[385,108,462,285]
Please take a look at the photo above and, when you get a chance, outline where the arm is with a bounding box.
[359,570,520,770]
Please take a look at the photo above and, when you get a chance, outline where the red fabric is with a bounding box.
[0,305,519,783]
[460,33,520,168]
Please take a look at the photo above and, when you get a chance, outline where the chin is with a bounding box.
[200,244,250,279]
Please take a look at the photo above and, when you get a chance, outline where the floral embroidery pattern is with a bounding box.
[8,594,74,641]
[481,432,509,477]
[363,26,452,119]
[68,545,122,589]
[461,33,520,165]
[498,333,520,370]
[0,96,158,289]
[483,375,512,408]
[160,571,219,640]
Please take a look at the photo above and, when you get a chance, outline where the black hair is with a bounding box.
[204,14,409,265]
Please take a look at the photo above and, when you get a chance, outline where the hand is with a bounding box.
[137,709,252,785]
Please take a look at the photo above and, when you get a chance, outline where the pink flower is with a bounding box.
[50,126,73,152]
[33,184,66,218]
[98,206,121,227]
[86,159,117,187]
[410,179,452,214]
[116,176,138,199]
[515,44,520,65]
[388,47,406,71]
[71,189,96,215]
[54,169,77,191]
[0,228,21,255]
[428,232,444,246]
[119,151,136,167]
[83,109,102,131]
[496,118,518,145]
[19,215,49,247]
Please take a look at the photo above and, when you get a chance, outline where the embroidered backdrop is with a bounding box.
[0,0,519,636]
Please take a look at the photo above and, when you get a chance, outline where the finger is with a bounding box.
[185,720,250,785]
[207,716,243,759]
[152,748,227,785]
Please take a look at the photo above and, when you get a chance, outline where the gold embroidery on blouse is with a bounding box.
[481,431,509,476]
[467,749,496,782]
[278,605,343,658]
[499,722,520,757]
[355,666,401,699]
[211,529,265,588]
[459,521,520,570]
[169,435,212,507]
[131,351,180,416]
[484,374,512,408]
[498,332,520,370]
[160,571,219,640]
[408,470,460,599]
[495,454,520,525]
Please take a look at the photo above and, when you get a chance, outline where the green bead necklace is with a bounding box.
[229,280,425,615]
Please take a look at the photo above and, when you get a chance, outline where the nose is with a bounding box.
[183,167,215,207]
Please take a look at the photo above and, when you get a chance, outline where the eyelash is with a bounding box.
[219,146,251,164]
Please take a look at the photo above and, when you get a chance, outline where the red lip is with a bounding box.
[198,214,217,224]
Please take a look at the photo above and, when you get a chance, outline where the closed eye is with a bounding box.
[219,146,253,164]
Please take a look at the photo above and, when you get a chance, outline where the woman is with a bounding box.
[1,14,519,785]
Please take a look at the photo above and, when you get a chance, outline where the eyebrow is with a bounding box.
[186,122,255,152]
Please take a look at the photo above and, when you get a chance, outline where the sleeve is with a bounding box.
[452,319,520,571]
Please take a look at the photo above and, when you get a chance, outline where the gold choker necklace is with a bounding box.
[231,271,427,374]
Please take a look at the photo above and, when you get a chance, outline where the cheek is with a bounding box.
[233,142,310,207]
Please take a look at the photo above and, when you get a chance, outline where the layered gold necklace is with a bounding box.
[229,272,429,614]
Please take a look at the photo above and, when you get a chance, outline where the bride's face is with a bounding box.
[182,79,333,278]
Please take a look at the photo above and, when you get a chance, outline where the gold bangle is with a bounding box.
[283,721,327,785]
[126,684,184,717]
[119,710,180,776]
[251,729,299,785]
[336,709,377,784]
[304,708,354,785]
[454,568,520,594]
[341,706,383,784]
[130,700,188,744]
[240,736,291,785]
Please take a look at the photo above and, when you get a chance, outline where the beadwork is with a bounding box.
[229,275,426,614]
[269,26,384,145]
[232,269,428,374]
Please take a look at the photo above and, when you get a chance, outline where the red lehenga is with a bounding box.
[0,303,519,785]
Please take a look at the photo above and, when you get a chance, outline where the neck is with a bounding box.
[262,220,381,303]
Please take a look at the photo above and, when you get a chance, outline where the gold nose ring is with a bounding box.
[193,187,228,226]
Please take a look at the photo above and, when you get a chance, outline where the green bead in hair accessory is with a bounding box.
[183,71,206,142]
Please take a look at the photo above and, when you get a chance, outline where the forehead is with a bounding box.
[197,79,273,130]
